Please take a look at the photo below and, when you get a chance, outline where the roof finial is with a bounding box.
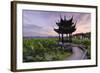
[60,14,63,22]
[64,16,66,20]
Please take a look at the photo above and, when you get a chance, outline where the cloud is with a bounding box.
[74,14,91,34]
[23,23,42,30]
[23,10,91,37]
[77,14,91,25]
[23,23,57,37]
[23,30,48,37]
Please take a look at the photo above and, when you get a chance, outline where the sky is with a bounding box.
[22,10,91,37]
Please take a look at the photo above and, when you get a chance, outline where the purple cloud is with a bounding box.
[22,10,91,37]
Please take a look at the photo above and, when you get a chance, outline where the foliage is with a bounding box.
[23,38,71,62]
[72,38,91,59]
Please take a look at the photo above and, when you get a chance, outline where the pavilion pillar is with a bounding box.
[59,33,60,42]
[69,33,72,42]
[61,33,64,44]
[66,34,68,42]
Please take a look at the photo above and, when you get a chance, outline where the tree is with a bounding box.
[54,16,76,44]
